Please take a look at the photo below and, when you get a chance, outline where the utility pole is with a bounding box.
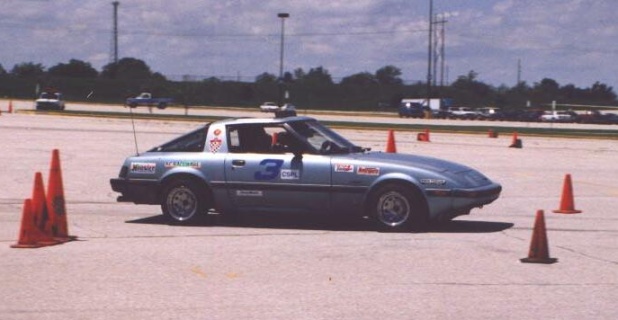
[112,1,119,65]
[517,58,522,85]
[434,15,447,87]
[426,0,433,105]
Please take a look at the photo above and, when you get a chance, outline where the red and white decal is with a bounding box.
[357,166,380,176]
[334,164,354,173]
[209,137,222,153]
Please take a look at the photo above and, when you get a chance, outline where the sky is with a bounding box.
[2,0,617,89]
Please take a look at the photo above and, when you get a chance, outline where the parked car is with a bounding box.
[448,107,479,120]
[575,110,618,124]
[35,91,65,111]
[110,116,502,231]
[125,92,173,109]
[259,102,279,112]
[477,107,505,121]
[275,103,297,117]
[398,102,425,118]
[540,111,576,122]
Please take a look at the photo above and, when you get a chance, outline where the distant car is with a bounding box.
[477,107,504,121]
[275,103,297,117]
[448,107,479,120]
[125,92,173,109]
[110,116,502,232]
[576,110,618,124]
[540,111,575,122]
[398,102,425,118]
[259,102,279,112]
[35,92,65,111]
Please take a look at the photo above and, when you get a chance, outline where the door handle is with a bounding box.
[232,160,246,167]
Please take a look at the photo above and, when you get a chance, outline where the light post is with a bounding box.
[277,12,289,107]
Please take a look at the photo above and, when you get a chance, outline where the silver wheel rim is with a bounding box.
[377,191,411,227]
[166,186,197,221]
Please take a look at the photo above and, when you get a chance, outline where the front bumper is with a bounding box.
[110,178,160,204]
[425,182,502,221]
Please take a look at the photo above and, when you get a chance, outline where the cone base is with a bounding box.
[553,209,581,214]
[520,257,558,264]
[10,243,42,248]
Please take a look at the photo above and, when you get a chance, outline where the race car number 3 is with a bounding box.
[254,159,284,180]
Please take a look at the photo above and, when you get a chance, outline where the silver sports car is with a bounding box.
[110,116,501,231]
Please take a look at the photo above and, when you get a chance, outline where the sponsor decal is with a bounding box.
[280,169,300,180]
[420,178,447,186]
[236,190,263,197]
[357,166,380,176]
[164,161,201,168]
[334,164,354,173]
[130,162,156,174]
[254,159,284,180]
[209,137,222,153]
[213,128,222,136]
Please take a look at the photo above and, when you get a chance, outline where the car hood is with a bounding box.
[343,151,471,173]
[335,151,493,187]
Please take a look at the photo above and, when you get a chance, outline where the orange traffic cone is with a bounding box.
[46,149,76,241]
[488,129,498,138]
[509,132,522,148]
[553,174,582,214]
[31,172,51,231]
[11,199,59,248]
[520,210,558,264]
[385,130,397,153]
[417,129,431,142]
[8,100,13,113]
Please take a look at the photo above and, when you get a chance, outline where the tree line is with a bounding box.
[1,58,616,110]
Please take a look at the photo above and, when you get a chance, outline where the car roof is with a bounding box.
[212,116,315,126]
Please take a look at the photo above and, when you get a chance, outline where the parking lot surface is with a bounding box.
[1,109,617,319]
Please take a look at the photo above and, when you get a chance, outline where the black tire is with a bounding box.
[368,183,428,232]
[157,103,167,109]
[161,179,208,223]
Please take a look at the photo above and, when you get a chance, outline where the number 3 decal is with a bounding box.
[254,159,284,180]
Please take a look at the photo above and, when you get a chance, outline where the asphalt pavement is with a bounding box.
[0,103,617,319]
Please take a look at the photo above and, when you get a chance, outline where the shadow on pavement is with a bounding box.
[126,212,513,234]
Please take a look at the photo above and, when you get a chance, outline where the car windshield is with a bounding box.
[288,120,363,154]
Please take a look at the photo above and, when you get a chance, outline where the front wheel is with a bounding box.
[368,184,428,232]
[161,179,208,223]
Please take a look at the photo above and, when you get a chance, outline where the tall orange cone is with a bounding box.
[385,130,397,153]
[553,174,582,214]
[520,210,558,264]
[46,149,76,241]
[509,131,522,148]
[11,199,59,248]
[31,172,51,231]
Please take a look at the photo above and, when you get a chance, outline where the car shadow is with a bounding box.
[126,213,513,234]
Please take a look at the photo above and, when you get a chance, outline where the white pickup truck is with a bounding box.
[35,92,65,111]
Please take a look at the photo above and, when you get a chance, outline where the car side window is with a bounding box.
[148,126,208,152]
[227,125,273,154]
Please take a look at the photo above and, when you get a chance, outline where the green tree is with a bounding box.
[11,62,45,77]
[375,65,403,86]
[0,64,6,75]
[48,59,98,78]
[100,57,158,80]
[255,72,277,83]
[340,72,376,86]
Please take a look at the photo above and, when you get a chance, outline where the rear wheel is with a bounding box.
[161,179,208,223]
[368,183,428,232]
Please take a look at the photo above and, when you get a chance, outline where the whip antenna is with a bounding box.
[128,106,140,155]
